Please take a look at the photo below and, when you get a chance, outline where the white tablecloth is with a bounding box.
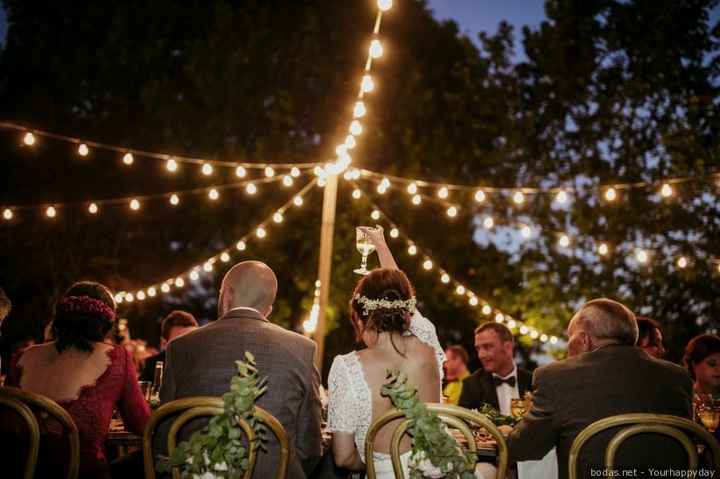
[517,447,558,479]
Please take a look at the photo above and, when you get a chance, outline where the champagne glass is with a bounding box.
[354,227,377,275]
[698,403,720,433]
[510,398,527,419]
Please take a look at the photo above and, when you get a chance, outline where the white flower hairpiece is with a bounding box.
[354,294,417,316]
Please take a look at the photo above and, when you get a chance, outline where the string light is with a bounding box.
[597,242,609,257]
[170,194,180,206]
[147,287,157,297]
[411,194,422,205]
[441,273,450,283]
[246,183,257,195]
[353,101,367,118]
[604,187,617,202]
[22,132,36,146]
[495,313,504,323]
[389,227,399,238]
[555,190,568,204]
[422,259,433,270]
[352,189,362,199]
[455,285,466,295]
[660,183,674,198]
[136,291,146,301]
[408,244,417,255]
[677,256,688,269]
[203,262,214,272]
[407,182,418,194]
[293,195,304,206]
[483,216,494,229]
[3,208,13,220]
[377,0,392,11]
[468,296,479,306]
[512,191,526,205]
[558,234,571,248]
[345,135,357,149]
[125,293,134,302]
[88,203,99,214]
[189,270,200,281]
[482,304,492,315]
[129,199,141,211]
[290,167,301,177]
[371,209,381,220]
[361,75,375,93]
[77,143,89,157]
[166,158,178,173]
[438,186,449,199]
[236,240,247,251]
[122,153,134,165]
[201,163,214,176]
[520,225,532,238]
[208,188,219,201]
[474,190,486,203]
[369,39,383,59]
[256,227,267,238]
[635,249,649,264]
[45,206,57,218]
[283,175,294,187]
[265,166,275,178]
[235,166,247,178]
[220,252,231,262]
[161,284,171,293]
[350,121,363,136]
[175,277,185,287]
[446,206,458,218]
[273,212,284,223]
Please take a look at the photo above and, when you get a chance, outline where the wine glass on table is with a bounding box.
[510,398,528,420]
[697,399,720,433]
[354,226,378,275]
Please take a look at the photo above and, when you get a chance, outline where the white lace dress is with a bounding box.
[327,310,445,478]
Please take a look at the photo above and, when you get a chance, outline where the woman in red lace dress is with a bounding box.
[7,281,150,478]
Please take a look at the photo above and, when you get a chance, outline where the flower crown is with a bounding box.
[354,293,416,316]
[57,295,115,322]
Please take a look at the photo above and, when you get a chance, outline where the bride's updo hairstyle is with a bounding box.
[53,281,117,353]
[350,268,416,348]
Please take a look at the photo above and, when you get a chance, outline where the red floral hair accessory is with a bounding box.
[57,295,116,322]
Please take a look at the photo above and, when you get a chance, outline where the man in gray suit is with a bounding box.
[160,261,322,478]
[507,298,693,479]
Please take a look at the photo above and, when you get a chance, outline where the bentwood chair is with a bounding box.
[143,396,290,479]
[568,413,720,479]
[364,403,509,479]
[0,386,81,479]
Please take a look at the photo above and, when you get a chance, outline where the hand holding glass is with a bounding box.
[354,226,378,275]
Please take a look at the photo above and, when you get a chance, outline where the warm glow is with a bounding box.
[166,158,178,173]
[46,206,57,218]
[377,183,388,194]
[540,334,548,342]
[189,270,200,281]
[604,187,617,202]
[482,304,492,315]
[174,277,185,288]
[345,135,357,149]
[469,296,479,306]
[677,256,688,269]
[520,225,532,238]
[170,194,180,206]
[441,273,450,283]
[408,244,417,256]
[483,216,494,229]
[369,39,383,59]
[161,284,171,293]
[513,191,525,205]
[352,189,362,199]
[3,209,13,221]
[137,291,146,301]
[390,228,399,238]
[438,186,449,199]
[283,175,294,187]
[235,166,247,178]
[236,240,246,251]
[88,203,98,214]
[350,120,363,136]
[129,199,141,211]
[122,153,134,165]
[265,166,275,178]
[290,167,301,177]
[203,262,213,272]
[293,195,304,207]
[114,294,124,303]
[555,190,568,204]
[474,190,486,203]
[520,326,529,335]
[125,293,134,303]
[508,320,517,329]
[78,143,89,157]
[495,313,504,323]
[597,242,609,256]
[550,336,558,344]
[202,163,214,176]
[353,101,367,118]
[378,0,392,11]
[361,75,375,93]
[423,259,433,270]
[147,287,157,297]
[660,183,674,198]
[273,212,284,223]
[635,249,649,264]
[246,183,257,195]
[371,210,381,220]
[407,182,418,194]
[23,132,36,146]
[411,194,422,205]
[455,285,466,295]
[256,227,267,238]
[558,234,571,248]
[446,206,458,218]
[208,188,219,200]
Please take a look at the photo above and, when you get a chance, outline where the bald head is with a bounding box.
[219,261,278,317]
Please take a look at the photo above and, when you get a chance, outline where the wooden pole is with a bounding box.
[314,173,339,372]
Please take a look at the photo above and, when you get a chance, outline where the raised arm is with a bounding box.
[360,226,398,270]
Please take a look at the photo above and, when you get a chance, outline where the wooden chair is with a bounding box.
[0,386,80,479]
[365,403,509,479]
[143,396,290,479]
[568,413,720,479]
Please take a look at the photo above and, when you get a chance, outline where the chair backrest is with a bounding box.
[568,413,720,479]
[143,396,290,479]
[365,402,509,479]
[0,386,80,479]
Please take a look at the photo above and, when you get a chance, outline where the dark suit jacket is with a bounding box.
[140,349,165,382]
[507,345,693,479]
[160,308,323,479]
[457,366,533,411]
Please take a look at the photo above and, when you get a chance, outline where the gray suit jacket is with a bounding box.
[507,345,693,479]
[160,308,322,479]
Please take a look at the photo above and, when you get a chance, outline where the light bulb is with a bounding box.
[408,245,417,256]
[78,143,89,157]
[440,273,450,284]
[273,212,284,223]
[166,158,178,173]
[371,210,381,220]
[236,240,246,251]
[293,195,304,207]
[129,199,140,211]
[555,190,568,204]
[137,291,146,301]
[483,217,494,229]
[361,75,375,93]
[88,203,98,214]
[345,135,357,150]
[161,283,171,293]
[520,225,532,238]
[246,183,257,195]
[349,120,363,136]
[353,101,366,118]
[378,0,392,11]
[550,336,558,344]
[635,249,649,264]
[469,296,479,306]
[147,287,157,297]
[220,252,231,262]
[474,189,486,203]
[265,166,275,178]
[3,209,13,220]
[540,334,548,342]
[446,206,458,218]
[597,242,609,256]
[203,262,213,272]
[604,187,617,202]
[122,153,134,165]
[661,183,674,198]
[407,182,418,194]
[46,206,57,218]
[438,186,449,199]
[482,304,492,315]
[202,163,213,176]
[423,259,433,270]
[411,194,422,205]
[256,227,267,238]
[170,194,180,206]
[369,39,383,59]
[235,166,247,178]
[508,320,517,329]
[189,270,200,281]
[558,234,570,248]
[390,228,399,238]
[125,293,134,302]
[520,326,529,335]
[283,175,293,187]
[377,184,388,194]
[208,188,219,200]
[455,285,466,295]
[677,256,688,269]
[352,189,362,199]
[513,191,525,205]
[290,167,301,177]
[22,132,36,146]
[114,294,124,304]
[495,313,504,323]
[174,277,185,288]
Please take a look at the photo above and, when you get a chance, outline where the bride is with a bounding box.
[327,226,445,478]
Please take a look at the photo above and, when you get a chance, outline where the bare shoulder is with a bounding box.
[18,342,57,363]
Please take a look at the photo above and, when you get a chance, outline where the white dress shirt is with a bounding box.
[492,364,519,416]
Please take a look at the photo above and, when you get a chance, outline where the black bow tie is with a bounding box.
[493,375,516,388]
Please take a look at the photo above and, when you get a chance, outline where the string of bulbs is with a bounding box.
[302,280,323,334]
[113,179,317,305]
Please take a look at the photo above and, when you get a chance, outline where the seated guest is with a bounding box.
[6,281,150,479]
[140,310,198,381]
[508,298,692,479]
[160,261,322,478]
[683,333,720,399]
[458,322,532,415]
[636,315,666,358]
[443,345,470,405]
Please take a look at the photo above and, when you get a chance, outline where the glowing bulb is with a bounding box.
[352,189,362,199]
[508,320,517,329]
[203,262,213,272]
[46,206,57,218]
[114,294,124,303]
[279,175,292,188]
[88,203,98,214]
[129,199,141,211]
[469,296,479,306]
[3,209,13,220]
[597,242,609,256]
[520,225,532,238]
[520,326,529,335]
[220,252,231,263]
[482,304,492,315]
[604,187,617,202]
[353,101,366,118]
[513,191,526,205]
[318,178,327,187]
[438,186,449,199]
[423,259,433,270]
[474,190,486,203]
[147,287,157,297]
[345,135,357,150]
[264,166,275,178]
[189,270,200,281]
[677,256,688,269]
[407,182,418,194]
[408,244,417,256]
[170,194,180,206]
[136,291,146,301]
[78,143,89,157]
[540,334,548,342]
[483,217,494,229]
[361,75,375,93]
[166,158,178,173]
[122,152,134,165]
[207,188,220,200]
[555,190,568,204]
[175,277,185,288]
[246,183,257,195]
[349,120,363,136]
[495,313,504,323]
[380,178,391,189]
[661,183,674,198]
[273,212,284,223]
[256,227,267,238]
[125,293,134,303]
[455,285,466,295]
[377,184,388,194]
[369,39,383,59]
[558,234,570,248]
[441,273,450,284]
[635,249,649,264]
[550,336,559,344]
[235,166,247,178]
[411,194,422,205]
[446,206,458,218]
[293,195,304,207]
[236,240,246,251]
[161,283,171,293]
[23,132,36,146]
[378,0,392,11]
[290,167,301,177]
[371,210,381,220]
[389,228,399,238]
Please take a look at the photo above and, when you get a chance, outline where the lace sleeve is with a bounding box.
[327,355,357,433]
[408,310,446,381]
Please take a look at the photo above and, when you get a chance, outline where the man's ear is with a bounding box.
[160,337,168,350]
